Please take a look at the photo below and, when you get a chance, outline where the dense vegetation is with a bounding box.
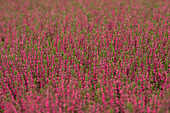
[0,0,169,112]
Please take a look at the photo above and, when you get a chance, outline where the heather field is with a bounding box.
[0,0,170,112]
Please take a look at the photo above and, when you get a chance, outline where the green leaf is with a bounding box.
[14,71,17,75]
[138,80,140,86]
[126,102,133,112]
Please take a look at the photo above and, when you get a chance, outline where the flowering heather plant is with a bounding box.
[0,0,170,112]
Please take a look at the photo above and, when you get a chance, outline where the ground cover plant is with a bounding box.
[0,0,170,112]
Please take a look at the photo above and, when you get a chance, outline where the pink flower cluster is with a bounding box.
[0,0,169,112]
